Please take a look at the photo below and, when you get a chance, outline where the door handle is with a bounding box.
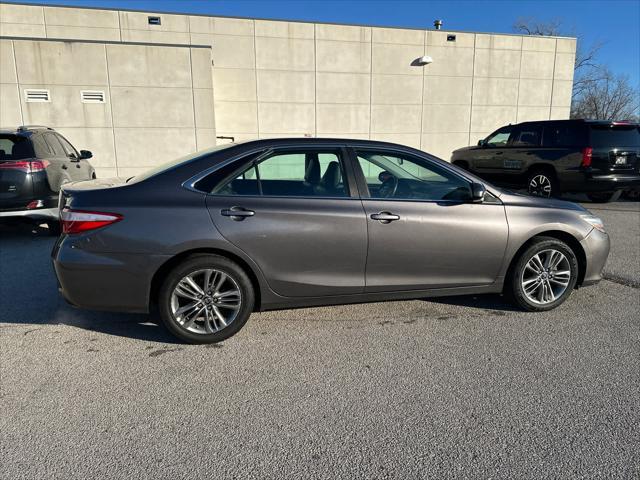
[221,207,255,221]
[495,151,504,155]
[370,211,400,224]
[61,164,68,169]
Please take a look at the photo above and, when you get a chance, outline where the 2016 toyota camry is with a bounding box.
[52,139,610,344]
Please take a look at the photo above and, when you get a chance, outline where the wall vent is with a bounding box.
[148,16,161,25]
[80,90,106,103]
[25,89,50,102]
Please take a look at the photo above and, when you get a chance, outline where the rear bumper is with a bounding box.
[561,171,640,193]
[579,227,610,286]
[0,206,58,220]
[52,236,170,313]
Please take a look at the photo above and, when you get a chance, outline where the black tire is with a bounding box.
[45,221,61,236]
[505,236,579,312]
[587,190,622,203]
[158,254,255,344]
[526,169,559,198]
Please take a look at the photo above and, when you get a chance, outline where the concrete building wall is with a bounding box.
[0,2,576,172]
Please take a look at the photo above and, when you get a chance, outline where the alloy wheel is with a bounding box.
[521,249,571,305]
[528,174,552,198]
[170,269,242,334]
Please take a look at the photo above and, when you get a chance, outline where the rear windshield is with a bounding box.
[589,125,640,147]
[129,143,238,183]
[0,135,34,161]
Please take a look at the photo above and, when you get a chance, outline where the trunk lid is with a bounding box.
[588,124,640,174]
[0,135,36,210]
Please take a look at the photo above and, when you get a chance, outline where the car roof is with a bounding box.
[226,137,428,151]
[0,126,55,136]
[514,119,639,127]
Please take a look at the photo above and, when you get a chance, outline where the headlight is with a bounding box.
[581,214,606,233]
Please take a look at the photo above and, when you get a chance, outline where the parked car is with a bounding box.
[0,125,95,233]
[451,120,640,202]
[52,138,610,344]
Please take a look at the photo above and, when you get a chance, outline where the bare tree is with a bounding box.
[571,68,639,121]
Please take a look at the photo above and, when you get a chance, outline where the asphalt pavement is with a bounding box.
[1,200,639,479]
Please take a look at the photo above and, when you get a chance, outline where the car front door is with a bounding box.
[56,133,93,181]
[43,132,75,187]
[205,146,367,297]
[352,147,509,292]
[473,126,513,180]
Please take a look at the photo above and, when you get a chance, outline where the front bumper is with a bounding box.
[579,227,610,286]
[0,207,58,220]
[52,236,170,313]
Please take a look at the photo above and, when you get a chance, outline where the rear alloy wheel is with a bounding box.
[506,237,578,311]
[527,171,558,198]
[158,255,254,344]
[587,190,622,203]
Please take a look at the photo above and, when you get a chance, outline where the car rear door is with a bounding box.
[205,145,368,297]
[351,147,509,292]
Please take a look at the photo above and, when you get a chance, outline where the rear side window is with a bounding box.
[0,135,34,160]
[511,126,542,147]
[542,124,587,147]
[589,125,640,147]
[32,135,52,158]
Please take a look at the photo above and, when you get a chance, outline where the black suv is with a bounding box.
[0,126,95,232]
[451,119,640,202]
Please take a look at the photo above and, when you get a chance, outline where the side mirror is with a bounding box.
[471,182,486,203]
[79,150,92,159]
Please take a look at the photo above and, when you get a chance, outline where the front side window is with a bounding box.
[56,134,79,158]
[485,128,512,147]
[356,150,472,202]
[214,150,349,198]
[44,133,66,157]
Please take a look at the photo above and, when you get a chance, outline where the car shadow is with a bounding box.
[427,293,521,312]
[0,221,180,344]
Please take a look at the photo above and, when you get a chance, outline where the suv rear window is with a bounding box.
[0,135,34,160]
[589,125,640,147]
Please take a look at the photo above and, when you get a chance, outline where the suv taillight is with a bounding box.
[60,208,123,234]
[0,160,50,172]
[581,147,593,168]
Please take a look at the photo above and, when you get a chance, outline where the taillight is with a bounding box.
[60,208,123,234]
[0,160,50,172]
[581,147,593,168]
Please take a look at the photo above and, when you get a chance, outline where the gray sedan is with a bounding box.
[52,139,610,344]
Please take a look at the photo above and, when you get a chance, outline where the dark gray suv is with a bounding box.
[52,139,610,344]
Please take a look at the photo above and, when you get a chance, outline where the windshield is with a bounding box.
[589,125,640,147]
[129,143,238,183]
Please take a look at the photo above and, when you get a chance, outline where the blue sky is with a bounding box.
[13,0,640,87]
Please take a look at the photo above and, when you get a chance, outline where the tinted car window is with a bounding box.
[542,124,587,147]
[511,126,542,147]
[215,150,349,198]
[589,125,640,147]
[357,150,472,202]
[485,128,512,147]
[0,135,34,160]
[44,133,66,156]
[31,135,52,158]
[57,134,79,157]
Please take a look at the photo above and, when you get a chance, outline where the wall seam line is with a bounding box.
[252,19,260,138]
[467,33,476,147]
[10,40,25,125]
[515,38,524,123]
[103,43,119,176]
[368,28,372,140]
[549,39,558,119]
[419,30,426,150]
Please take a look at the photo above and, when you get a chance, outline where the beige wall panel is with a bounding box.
[556,38,577,54]
[554,52,575,80]
[421,132,470,159]
[551,80,573,107]
[106,44,191,87]
[195,128,217,149]
[212,68,256,102]
[258,102,314,134]
[422,104,470,133]
[470,105,516,133]
[120,29,190,45]
[316,72,370,104]
[255,37,315,71]
[316,40,371,73]
[14,41,107,86]
[372,27,423,45]
[110,87,194,127]
[371,104,422,133]
[43,6,118,28]
[372,43,424,75]
[190,47,213,89]
[473,48,521,78]
[372,74,422,105]
[45,25,120,41]
[193,88,215,128]
[518,79,553,106]
[214,100,257,133]
[256,70,314,103]
[427,31,475,48]
[189,15,253,36]
[516,106,550,123]
[114,127,196,167]
[215,132,257,143]
[370,132,421,148]
[0,39,17,83]
[425,46,474,77]
[471,77,518,106]
[475,34,522,50]
[55,127,116,168]
[118,11,188,32]
[0,22,45,37]
[424,76,473,105]
[317,133,369,140]
[520,51,555,79]
[316,104,369,134]
[20,84,112,127]
[522,36,556,52]
[0,3,44,24]
[550,106,571,120]
[0,83,22,127]
[208,34,255,69]
[255,20,314,39]
[315,24,370,42]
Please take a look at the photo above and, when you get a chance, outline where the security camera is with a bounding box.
[411,55,434,67]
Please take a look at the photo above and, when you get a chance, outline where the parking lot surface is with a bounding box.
[1,200,639,479]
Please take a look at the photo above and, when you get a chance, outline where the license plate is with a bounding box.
[615,156,627,165]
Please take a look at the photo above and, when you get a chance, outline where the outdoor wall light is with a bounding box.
[411,55,434,67]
